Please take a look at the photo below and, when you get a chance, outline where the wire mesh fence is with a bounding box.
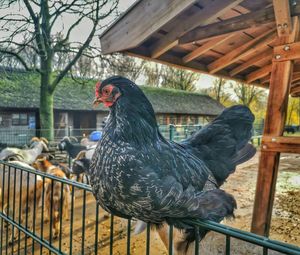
[1,161,300,255]
[0,127,100,147]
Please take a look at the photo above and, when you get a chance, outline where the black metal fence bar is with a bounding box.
[1,161,300,255]
[182,219,300,255]
[145,223,151,255]
[0,212,65,255]
[109,214,114,255]
[168,224,173,255]
[194,226,200,255]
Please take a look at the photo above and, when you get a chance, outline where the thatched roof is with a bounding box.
[99,0,300,96]
[0,72,223,116]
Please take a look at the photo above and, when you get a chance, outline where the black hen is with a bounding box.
[88,76,255,251]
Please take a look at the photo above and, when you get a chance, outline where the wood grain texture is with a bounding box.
[251,16,299,237]
[182,34,234,63]
[230,48,273,76]
[273,41,300,62]
[150,0,243,58]
[273,0,292,37]
[208,29,276,74]
[246,64,272,83]
[100,0,197,54]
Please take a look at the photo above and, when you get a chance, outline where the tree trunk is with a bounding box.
[40,73,54,141]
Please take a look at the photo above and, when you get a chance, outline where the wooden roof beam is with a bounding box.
[260,75,271,85]
[126,46,263,88]
[292,72,300,83]
[150,0,244,59]
[291,83,300,96]
[208,29,276,74]
[179,3,300,44]
[262,72,300,86]
[99,0,198,54]
[246,64,272,83]
[182,34,234,63]
[273,0,292,37]
[229,48,273,76]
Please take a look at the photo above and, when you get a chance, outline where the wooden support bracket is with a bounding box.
[273,41,300,62]
[261,136,300,153]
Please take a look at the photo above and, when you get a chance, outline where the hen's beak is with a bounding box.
[93,98,102,108]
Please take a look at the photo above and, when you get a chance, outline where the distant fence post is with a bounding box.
[67,126,72,167]
[68,126,72,137]
[169,124,175,141]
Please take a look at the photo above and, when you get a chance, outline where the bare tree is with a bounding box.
[0,0,118,139]
[105,54,145,82]
[231,82,266,107]
[143,63,200,91]
[202,78,231,104]
[143,63,163,87]
[161,66,200,92]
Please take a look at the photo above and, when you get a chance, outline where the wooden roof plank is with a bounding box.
[291,84,300,96]
[260,75,271,84]
[182,34,234,63]
[208,29,276,74]
[179,6,275,44]
[292,72,300,83]
[230,48,273,76]
[273,0,292,37]
[99,0,198,54]
[246,64,272,83]
[179,4,300,44]
[150,0,244,59]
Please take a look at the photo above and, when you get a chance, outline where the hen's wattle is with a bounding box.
[87,76,255,251]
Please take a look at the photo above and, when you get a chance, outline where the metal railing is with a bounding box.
[1,161,300,255]
[0,124,265,147]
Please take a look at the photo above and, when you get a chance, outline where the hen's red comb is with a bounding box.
[95,81,101,98]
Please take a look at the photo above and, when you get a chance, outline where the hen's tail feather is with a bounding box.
[181,105,256,186]
[167,189,236,254]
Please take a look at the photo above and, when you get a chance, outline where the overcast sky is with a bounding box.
[1,0,217,89]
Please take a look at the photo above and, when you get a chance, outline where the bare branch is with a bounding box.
[23,0,46,57]
[0,49,36,72]
[50,0,118,91]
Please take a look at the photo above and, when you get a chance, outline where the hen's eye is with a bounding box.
[103,88,110,95]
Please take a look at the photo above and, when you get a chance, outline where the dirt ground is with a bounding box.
[1,152,300,254]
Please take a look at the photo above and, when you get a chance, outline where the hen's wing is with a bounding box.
[113,156,236,225]
[149,140,216,191]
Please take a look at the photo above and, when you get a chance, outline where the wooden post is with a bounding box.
[251,15,299,236]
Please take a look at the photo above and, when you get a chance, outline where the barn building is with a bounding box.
[0,71,223,144]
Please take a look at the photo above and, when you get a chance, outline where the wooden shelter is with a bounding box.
[99,0,300,237]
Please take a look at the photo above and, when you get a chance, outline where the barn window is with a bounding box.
[158,115,168,125]
[189,116,197,125]
[169,115,176,124]
[12,113,28,126]
[182,116,188,125]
